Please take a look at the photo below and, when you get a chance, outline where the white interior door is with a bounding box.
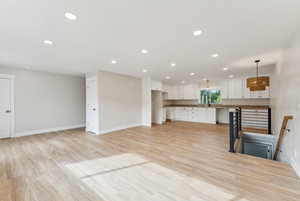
[0,78,12,138]
[86,78,99,134]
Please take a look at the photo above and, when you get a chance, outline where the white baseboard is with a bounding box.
[291,157,300,178]
[15,124,85,137]
[96,124,142,135]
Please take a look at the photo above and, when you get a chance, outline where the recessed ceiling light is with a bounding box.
[171,63,176,67]
[181,80,185,84]
[229,74,234,78]
[223,67,229,71]
[202,78,207,81]
[211,53,219,58]
[193,30,202,36]
[165,76,171,80]
[111,60,117,64]
[141,49,148,54]
[190,72,195,76]
[43,40,53,45]
[65,12,77,20]
[142,69,148,73]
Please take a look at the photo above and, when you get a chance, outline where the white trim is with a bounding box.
[88,124,142,135]
[291,157,300,178]
[15,124,85,137]
[0,74,15,138]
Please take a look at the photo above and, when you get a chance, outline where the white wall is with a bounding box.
[271,27,300,174]
[97,71,142,133]
[0,67,85,136]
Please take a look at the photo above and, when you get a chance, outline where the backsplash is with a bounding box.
[221,98,270,105]
[164,100,199,106]
[164,98,270,106]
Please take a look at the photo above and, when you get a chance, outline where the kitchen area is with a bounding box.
[151,75,271,133]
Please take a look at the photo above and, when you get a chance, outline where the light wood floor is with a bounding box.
[1,121,300,201]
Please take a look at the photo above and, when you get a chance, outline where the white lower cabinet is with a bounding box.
[174,107,185,121]
[207,108,216,123]
[168,107,216,124]
[166,107,174,119]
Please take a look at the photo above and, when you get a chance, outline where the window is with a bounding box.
[200,89,221,104]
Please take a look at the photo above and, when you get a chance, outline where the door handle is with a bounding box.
[5,110,11,113]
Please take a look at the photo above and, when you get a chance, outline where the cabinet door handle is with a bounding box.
[5,110,11,113]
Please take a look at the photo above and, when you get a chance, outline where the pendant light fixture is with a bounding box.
[246,60,269,91]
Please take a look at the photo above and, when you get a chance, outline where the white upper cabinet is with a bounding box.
[163,83,199,100]
[219,80,229,99]
[169,85,179,99]
[173,85,180,99]
[228,78,243,99]
[162,84,169,93]
[184,84,198,99]
[178,85,184,99]
[219,77,270,99]
[165,76,270,100]
[244,86,270,99]
[258,87,270,98]
[151,80,162,91]
[194,84,200,100]
[165,85,172,99]
[183,84,192,99]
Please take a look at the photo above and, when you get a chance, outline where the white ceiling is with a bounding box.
[1,0,300,83]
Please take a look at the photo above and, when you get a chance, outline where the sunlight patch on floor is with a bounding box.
[65,153,147,177]
[65,153,237,201]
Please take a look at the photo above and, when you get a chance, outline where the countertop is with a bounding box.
[163,104,270,109]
